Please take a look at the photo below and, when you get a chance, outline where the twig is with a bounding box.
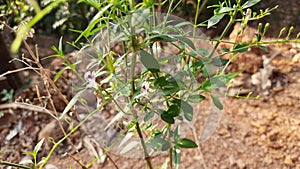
[65,153,88,169]
[192,126,208,169]
[0,67,40,79]
[0,102,58,119]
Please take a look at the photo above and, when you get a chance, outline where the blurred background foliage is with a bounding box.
[0,0,299,40]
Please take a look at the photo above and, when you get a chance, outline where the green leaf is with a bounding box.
[218,7,234,13]
[140,50,160,72]
[211,58,229,67]
[258,45,268,52]
[201,73,239,91]
[162,85,180,95]
[232,44,249,53]
[147,135,169,151]
[176,138,198,148]
[54,67,69,82]
[202,65,212,77]
[161,113,175,124]
[180,100,193,121]
[146,34,176,42]
[166,105,180,117]
[207,13,225,29]
[173,35,196,50]
[34,138,44,154]
[221,48,230,53]
[75,4,112,43]
[60,90,85,119]
[211,95,223,110]
[242,0,261,9]
[187,94,206,103]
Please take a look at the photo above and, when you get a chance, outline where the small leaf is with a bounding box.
[166,105,180,117]
[202,65,212,77]
[173,35,196,50]
[34,138,45,154]
[218,7,234,13]
[140,50,160,72]
[60,90,85,119]
[211,95,223,110]
[180,101,193,121]
[232,44,249,53]
[161,113,175,124]
[176,138,198,148]
[221,48,230,53]
[242,0,261,9]
[187,94,206,103]
[54,67,69,82]
[120,141,140,154]
[147,136,169,151]
[211,58,229,67]
[207,13,225,29]
[258,45,268,52]
[146,34,176,42]
[19,159,34,165]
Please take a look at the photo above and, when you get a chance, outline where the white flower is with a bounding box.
[134,81,154,99]
[141,81,150,92]
[84,71,98,89]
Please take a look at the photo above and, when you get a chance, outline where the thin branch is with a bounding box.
[0,67,40,79]
[0,102,58,120]
[192,126,208,169]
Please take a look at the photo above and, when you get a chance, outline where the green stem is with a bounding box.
[207,8,238,58]
[0,161,32,169]
[193,0,202,38]
[39,100,110,169]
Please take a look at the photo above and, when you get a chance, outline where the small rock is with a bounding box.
[284,155,294,166]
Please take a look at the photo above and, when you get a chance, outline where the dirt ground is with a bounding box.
[1,26,300,169]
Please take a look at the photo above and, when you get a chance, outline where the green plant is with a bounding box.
[0,138,45,169]
[2,0,300,169]
[1,89,14,102]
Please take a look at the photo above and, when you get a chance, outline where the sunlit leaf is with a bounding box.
[242,0,261,9]
[207,13,225,29]
[176,138,198,148]
[34,138,44,154]
[219,7,234,13]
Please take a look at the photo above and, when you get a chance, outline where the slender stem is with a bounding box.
[39,100,110,169]
[169,147,173,169]
[0,161,32,169]
[207,8,238,59]
[193,0,202,38]
[136,121,153,169]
